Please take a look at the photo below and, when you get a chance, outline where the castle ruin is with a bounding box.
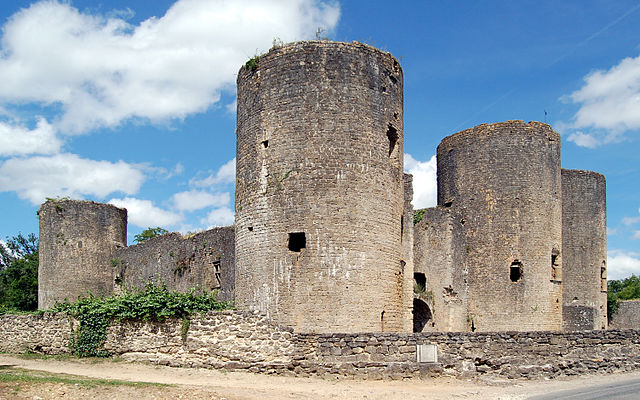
[37,41,607,333]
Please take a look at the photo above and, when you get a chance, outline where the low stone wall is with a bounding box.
[2,312,640,380]
[610,300,640,329]
[0,313,76,354]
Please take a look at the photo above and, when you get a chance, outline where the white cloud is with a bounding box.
[0,118,62,156]
[562,54,640,146]
[191,158,236,187]
[0,153,145,204]
[172,190,230,212]
[108,197,182,228]
[633,231,640,240]
[569,55,640,132]
[622,209,640,226]
[201,207,234,227]
[0,0,340,134]
[607,227,618,236]
[566,131,600,149]
[404,153,437,209]
[608,250,640,280]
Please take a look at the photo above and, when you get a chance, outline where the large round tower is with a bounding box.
[436,121,563,331]
[235,41,410,333]
[38,200,127,309]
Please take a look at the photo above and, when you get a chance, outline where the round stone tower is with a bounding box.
[436,121,563,331]
[235,41,410,333]
[561,169,607,330]
[38,200,127,309]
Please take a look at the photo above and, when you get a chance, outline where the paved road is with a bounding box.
[529,377,640,399]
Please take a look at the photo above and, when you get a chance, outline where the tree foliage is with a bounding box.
[0,233,38,312]
[133,227,168,244]
[608,275,640,317]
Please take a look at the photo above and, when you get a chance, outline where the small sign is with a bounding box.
[416,344,438,363]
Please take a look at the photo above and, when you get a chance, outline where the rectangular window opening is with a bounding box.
[414,272,426,292]
[288,232,306,252]
[262,140,269,148]
[510,261,522,282]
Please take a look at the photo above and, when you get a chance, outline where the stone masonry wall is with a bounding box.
[235,41,408,333]
[38,200,127,309]
[610,300,640,329]
[114,227,235,301]
[2,312,640,380]
[436,121,563,331]
[562,169,607,330]
[413,207,468,332]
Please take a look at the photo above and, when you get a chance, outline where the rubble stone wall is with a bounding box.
[2,312,640,380]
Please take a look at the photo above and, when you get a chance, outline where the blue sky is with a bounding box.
[0,0,638,279]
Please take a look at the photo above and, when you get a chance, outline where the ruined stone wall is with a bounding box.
[3,312,640,380]
[562,169,607,330]
[610,300,640,329]
[38,200,127,309]
[235,41,408,333]
[114,227,235,301]
[413,207,468,332]
[436,121,563,331]
[402,174,416,333]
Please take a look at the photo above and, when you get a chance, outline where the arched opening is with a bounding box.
[413,298,432,333]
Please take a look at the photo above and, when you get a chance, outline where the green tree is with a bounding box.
[607,275,640,317]
[133,227,168,244]
[0,233,38,311]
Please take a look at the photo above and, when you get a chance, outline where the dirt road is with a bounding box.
[1,355,639,399]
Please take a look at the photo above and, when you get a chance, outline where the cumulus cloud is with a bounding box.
[562,54,640,147]
[191,158,236,187]
[608,250,640,280]
[404,153,437,209]
[0,0,340,133]
[566,131,600,149]
[108,197,182,228]
[0,118,62,156]
[172,190,230,212]
[201,207,235,227]
[0,153,145,204]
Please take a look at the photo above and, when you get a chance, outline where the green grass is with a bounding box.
[0,366,171,388]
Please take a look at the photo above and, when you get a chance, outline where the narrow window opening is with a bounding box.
[288,232,306,252]
[414,272,426,292]
[248,226,253,232]
[213,259,222,289]
[77,241,83,249]
[386,124,398,156]
[261,140,269,148]
[381,310,385,332]
[400,216,404,242]
[601,263,607,292]
[510,260,523,282]
[551,249,560,281]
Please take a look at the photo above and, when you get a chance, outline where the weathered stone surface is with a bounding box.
[3,312,640,379]
[38,200,127,309]
[562,169,607,331]
[610,300,640,329]
[234,40,410,333]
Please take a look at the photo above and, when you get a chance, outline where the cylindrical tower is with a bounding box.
[436,121,563,331]
[235,41,409,333]
[561,169,607,330]
[38,200,127,309]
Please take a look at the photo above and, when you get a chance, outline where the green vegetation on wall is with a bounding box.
[51,283,233,357]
